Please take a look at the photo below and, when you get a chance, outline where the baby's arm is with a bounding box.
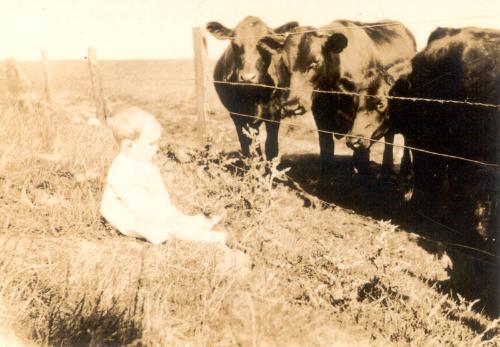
[104,183,170,244]
[103,159,170,243]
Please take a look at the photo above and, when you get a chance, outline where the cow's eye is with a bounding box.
[232,42,243,53]
[307,61,319,71]
[376,101,386,111]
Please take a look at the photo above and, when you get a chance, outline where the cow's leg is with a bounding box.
[230,113,252,157]
[264,120,280,160]
[380,131,395,179]
[399,146,412,178]
[399,145,414,202]
[319,131,335,185]
[411,151,446,211]
[313,114,335,185]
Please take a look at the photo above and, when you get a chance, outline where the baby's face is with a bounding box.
[127,125,161,162]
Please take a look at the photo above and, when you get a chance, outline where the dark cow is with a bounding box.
[259,20,416,180]
[347,60,414,180]
[206,16,298,159]
[349,26,500,243]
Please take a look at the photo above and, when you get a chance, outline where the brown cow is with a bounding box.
[259,20,416,180]
[206,16,298,159]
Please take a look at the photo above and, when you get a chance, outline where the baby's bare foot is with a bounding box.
[209,210,227,229]
[212,231,227,245]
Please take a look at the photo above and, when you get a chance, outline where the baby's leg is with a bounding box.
[172,211,215,231]
[191,213,211,226]
[192,211,226,230]
[169,216,226,244]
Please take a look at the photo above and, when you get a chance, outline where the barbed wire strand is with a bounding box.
[414,211,499,261]
[212,15,500,40]
[226,110,499,168]
[212,80,500,110]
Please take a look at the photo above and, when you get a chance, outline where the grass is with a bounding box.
[0,60,499,346]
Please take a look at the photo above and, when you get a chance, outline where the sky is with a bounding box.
[1,0,499,60]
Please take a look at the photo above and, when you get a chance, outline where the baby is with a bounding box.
[100,106,227,245]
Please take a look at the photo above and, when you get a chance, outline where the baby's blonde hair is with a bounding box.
[107,106,160,144]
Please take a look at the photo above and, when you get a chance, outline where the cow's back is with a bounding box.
[404,27,500,162]
[411,27,500,104]
[325,20,416,80]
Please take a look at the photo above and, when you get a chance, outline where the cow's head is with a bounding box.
[206,17,298,83]
[259,27,348,116]
[347,61,412,149]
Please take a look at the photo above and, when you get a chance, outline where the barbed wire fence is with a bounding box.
[191,22,500,264]
[193,23,500,167]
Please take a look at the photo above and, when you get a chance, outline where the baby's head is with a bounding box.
[107,106,162,162]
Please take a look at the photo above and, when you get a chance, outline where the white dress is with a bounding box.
[100,153,225,244]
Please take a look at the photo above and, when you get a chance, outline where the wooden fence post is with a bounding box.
[41,49,53,107]
[87,47,108,122]
[5,57,33,111]
[192,27,209,146]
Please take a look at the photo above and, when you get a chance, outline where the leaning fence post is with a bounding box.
[192,27,209,146]
[87,47,108,122]
[5,57,33,112]
[41,49,53,107]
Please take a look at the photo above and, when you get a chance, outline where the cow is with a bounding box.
[348,26,500,243]
[258,20,416,182]
[206,16,298,160]
[346,59,414,189]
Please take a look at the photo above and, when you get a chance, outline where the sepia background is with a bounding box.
[0,1,499,346]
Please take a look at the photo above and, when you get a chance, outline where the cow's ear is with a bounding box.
[323,33,348,54]
[258,35,285,55]
[206,21,234,40]
[387,60,413,83]
[274,21,299,34]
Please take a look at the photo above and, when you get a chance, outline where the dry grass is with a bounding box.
[0,60,499,346]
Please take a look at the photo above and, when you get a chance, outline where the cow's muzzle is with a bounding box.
[346,134,372,150]
[238,72,258,83]
[282,98,306,116]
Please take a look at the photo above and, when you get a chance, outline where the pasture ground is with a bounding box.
[0,60,498,346]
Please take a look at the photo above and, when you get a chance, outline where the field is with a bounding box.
[0,59,499,346]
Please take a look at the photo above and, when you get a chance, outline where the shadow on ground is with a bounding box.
[280,153,500,317]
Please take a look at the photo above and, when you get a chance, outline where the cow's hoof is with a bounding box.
[403,187,414,202]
